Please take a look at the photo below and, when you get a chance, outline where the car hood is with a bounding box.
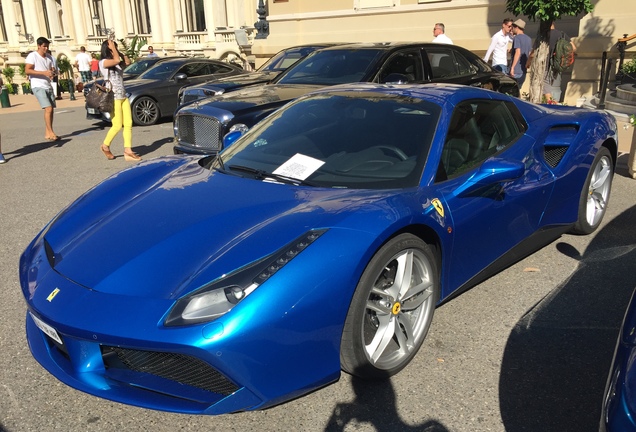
[194,71,279,92]
[189,83,323,114]
[42,157,405,300]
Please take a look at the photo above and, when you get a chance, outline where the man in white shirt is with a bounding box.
[25,37,59,141]
[483,18,513,73]
[74,46,92,83]
[432,23,453,44]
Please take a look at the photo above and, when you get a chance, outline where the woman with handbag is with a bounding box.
[99,39,141,161]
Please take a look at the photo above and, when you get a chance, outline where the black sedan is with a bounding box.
[177,44,342,105]
[173,42,520,155]
[85,58,246,126]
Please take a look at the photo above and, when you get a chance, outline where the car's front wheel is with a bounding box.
[571,146,613,234]
[132,97,160,126]
[341,234,439,379]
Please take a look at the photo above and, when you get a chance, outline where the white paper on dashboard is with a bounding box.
[272,154,325,180]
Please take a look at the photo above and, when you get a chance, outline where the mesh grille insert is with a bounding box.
[176,114,222,151]
[101,346,239,396]
[544,145,568,168]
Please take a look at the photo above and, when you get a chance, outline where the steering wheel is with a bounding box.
[371,145,409,161]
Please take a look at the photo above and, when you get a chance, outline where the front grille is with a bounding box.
[544,145,568,168]
[175,114,223,151]
[101,346,239,396]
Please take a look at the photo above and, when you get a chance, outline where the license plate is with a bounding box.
[30,312,63,345]
[87,107,100,114]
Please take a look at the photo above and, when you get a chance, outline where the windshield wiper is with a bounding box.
[227,164,318,186]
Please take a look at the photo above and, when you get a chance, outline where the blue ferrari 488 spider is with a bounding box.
[21,83,617,415]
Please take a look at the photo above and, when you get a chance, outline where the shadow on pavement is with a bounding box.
[499,204,636,432]
[325,374,450,431]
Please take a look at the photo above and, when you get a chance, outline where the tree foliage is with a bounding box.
[506,0,594,103]
[117,35,148,62]
[506,0,593,23]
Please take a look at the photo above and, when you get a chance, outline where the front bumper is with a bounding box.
[20,229,354,414]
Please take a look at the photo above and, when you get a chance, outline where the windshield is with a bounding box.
[212,92,440,189]
[259,46,323,72]
[276,49,383,85]
[138,62,179,80]
[124,59,159,75]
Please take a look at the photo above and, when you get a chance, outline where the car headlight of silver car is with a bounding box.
[165,229,327,326]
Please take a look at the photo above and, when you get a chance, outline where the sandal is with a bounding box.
[124,151,142,162]
[46,136,60,141]
[101,145,115,160]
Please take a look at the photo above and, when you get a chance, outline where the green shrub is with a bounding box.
[622,58,636,75]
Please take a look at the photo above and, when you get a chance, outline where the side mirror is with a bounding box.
[174,73,188,82]
[222,124,249,148]
[454,158,525,197]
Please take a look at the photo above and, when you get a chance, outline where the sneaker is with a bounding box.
[0,153,6,164]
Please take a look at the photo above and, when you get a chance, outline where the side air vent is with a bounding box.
[544,145,568,168]
[543,125,578,168]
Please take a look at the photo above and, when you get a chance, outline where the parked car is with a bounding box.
[177,44,342,106]
[172,42,520,155]
[21,84,616,415]
[85,57,246,125]
[601,289,636,431]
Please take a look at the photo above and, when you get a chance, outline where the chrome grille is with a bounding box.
[176,114,223,151]
[101,346,239,395]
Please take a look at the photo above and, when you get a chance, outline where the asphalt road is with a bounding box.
[1,105,635,432]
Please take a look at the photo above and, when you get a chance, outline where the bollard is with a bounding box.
[68,79,76,101]
[0,86,11,108]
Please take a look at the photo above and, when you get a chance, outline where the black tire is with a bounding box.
[341,234,440,379]
[570,146,613,235]
[132,96,160,126]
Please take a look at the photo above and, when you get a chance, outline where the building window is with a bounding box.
[134,0,151,34]
[182,0,205,32]
[0,4,7,42]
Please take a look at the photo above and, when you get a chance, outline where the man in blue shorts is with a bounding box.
[25,37,59,141]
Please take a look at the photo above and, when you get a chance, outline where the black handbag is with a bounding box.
[86,80,114,114]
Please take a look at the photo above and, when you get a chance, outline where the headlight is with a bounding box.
[165,229,327,326]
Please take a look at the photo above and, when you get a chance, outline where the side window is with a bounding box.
[453,52,478,76]
[180,63,212,77]
[437,100,525,181]
[379,50,423,83]
[209,64,235,74]
[427,48,457,78]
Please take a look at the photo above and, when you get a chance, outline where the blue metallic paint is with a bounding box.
[21,84,617,414]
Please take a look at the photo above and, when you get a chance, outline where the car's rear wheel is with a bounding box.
[132,97,160,126]
[341,234,439,379]
[571,146,613,235]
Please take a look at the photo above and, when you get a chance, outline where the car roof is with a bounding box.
[302,82,510,106]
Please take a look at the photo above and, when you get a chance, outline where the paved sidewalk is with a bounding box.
[0,92,86,114]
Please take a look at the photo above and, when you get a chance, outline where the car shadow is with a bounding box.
[499,204,636,432]
[325,374,451,432]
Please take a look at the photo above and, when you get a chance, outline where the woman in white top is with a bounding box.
[99,39,140,161]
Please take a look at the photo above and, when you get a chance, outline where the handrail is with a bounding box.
[597,33,636,110]
[617,34,636,44]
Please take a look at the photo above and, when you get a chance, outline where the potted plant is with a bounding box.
[621,58,636,84]
[2,66,16,93]
[56,57,74,98]
[18,63,32,94]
